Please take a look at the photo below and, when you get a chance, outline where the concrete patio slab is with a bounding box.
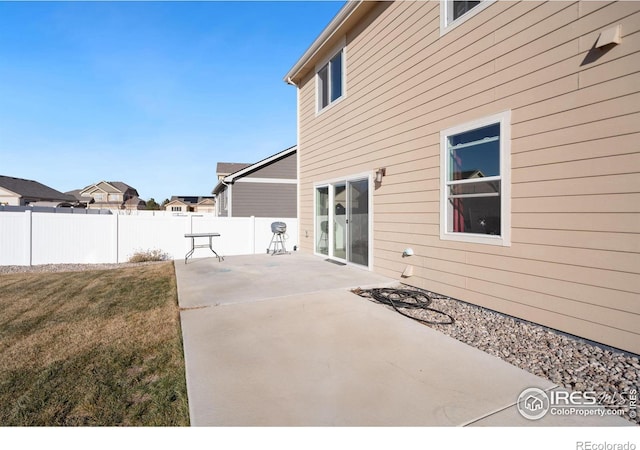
[174,253,394,308]
[175,253,633,426]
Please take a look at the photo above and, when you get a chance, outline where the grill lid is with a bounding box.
[271,222,286,233]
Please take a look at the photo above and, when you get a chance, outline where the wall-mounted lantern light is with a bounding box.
[375,167,386,183]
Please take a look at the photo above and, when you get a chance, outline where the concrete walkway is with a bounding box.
[175,253,632,426]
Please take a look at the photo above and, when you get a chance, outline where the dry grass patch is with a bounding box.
[0,262,189,426]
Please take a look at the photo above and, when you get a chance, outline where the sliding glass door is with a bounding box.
[333,183,346,260]
[348,178,368,266]
[315,187,329,255]
[315,176,369,267]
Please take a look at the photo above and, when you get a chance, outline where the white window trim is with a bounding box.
[440,0,496,36]
[440,110,511,247]
[315,37,347,116]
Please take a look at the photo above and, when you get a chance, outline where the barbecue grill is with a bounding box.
[268,221,289,255]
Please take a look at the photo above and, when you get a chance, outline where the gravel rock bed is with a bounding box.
[0,261,169,275]
[358,285,639,425]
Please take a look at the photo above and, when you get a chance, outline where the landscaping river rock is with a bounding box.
[358,285,639,425]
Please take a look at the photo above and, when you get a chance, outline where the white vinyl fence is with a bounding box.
[0,211,298,265]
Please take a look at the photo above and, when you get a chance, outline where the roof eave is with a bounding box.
[225,145,297,183]
[283,0,373,85]
[212,181,225,195]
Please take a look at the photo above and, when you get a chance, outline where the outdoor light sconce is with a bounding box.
[402,248,414,257]
[375,167,386,183]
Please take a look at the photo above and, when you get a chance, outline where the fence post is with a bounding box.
[114,213,119,263]
[24,209,32,266]
[251,216,256,254]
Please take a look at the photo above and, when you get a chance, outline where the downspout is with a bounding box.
[221,178,232,217]
[286,76,300,252]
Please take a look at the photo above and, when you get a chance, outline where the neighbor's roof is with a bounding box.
[212,145,297,195]
[216,163,251,176]
[170,195,216,205]
[283,1,376,85]
[80,181,136,195]
[109,181,135,193]
[124,196,145,206]
[65,189,93,202]
[0,175,75,202]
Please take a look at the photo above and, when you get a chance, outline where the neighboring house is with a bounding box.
[284,1,640,354]
[79,181,146,211]
[165,198,190,213]
[212,146,297,218]
[195,198,216,214]
[164,196,216,213]
[0,175,75,206]
[65,189,94,208]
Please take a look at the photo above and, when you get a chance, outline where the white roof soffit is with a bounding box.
[283,0,367,84]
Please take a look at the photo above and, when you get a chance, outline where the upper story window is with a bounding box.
[94,193,105,202]
[440,111,511,246]
[440,0,494,35]
[450,1,481,21]
[316,46,345,113]
[108,193,120,202]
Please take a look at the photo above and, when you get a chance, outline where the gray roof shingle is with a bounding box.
[0,175,75,202]
[216,163,251,176]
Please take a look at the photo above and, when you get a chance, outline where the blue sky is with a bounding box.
[0,1,345,202]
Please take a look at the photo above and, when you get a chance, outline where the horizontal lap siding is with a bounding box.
[232,183,297,218]
[296,1,640,353]
[244,152,297,179]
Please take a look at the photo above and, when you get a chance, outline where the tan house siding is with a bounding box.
[0,186,20,206]
[294,1,640,353]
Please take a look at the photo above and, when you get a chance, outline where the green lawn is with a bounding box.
[0,262,189,426]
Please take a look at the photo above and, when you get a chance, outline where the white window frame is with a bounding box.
[440,0,495,36]
[440,111,511,246]
[315,38,346,115]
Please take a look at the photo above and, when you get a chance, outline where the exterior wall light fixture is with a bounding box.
[375,167,386,183]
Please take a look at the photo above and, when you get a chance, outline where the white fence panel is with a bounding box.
[0,212,299,265]
[115,210,217,217]
[0,211,31,265]
[117,215,188,263]
[31,213,115,264]
[191,216,254,257]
